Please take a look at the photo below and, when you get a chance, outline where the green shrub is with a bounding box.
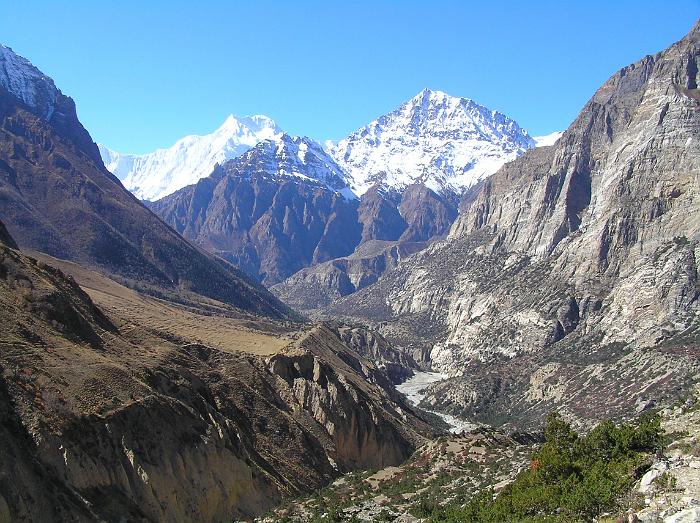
[655,471,677,491]
[424,412,663,522]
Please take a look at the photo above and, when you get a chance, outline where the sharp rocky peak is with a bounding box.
[0,43,61,121]
[330,88,535,196]
[223,133,355,196]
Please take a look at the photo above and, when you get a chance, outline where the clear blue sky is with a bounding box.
[2,1,698,153]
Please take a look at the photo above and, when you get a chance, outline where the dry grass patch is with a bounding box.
[29,251,294,356]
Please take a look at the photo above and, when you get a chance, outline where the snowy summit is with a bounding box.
[99,115,283,201]
[225,134,356,200]
[328,88,536,196]
[0,44,60,121]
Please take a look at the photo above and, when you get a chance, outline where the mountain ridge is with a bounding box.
[101,88,540,203]
[99,114,283,201]
[150,136,362,284]
[0,43,296,320]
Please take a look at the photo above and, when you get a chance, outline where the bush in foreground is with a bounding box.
[420,412,662,522]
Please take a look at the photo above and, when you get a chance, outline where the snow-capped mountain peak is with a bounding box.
[0,44,60,121]
[330,88,535,196]
[222,133,356,200]
[99,114,283,201]
[217,113,279,137]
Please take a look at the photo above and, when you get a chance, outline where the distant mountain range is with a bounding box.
[100,89,558,203]
[101,88,557,291]
[98,114,282,201]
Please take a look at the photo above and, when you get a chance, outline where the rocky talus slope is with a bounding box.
[631,386,700,522]
[260,386,700,523]
[330,21,700,429]
[0,225,432,521]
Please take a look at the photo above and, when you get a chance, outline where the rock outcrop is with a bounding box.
[0,243,431,521]
[326,322,423,382]
[0,218,16,249]
[632,387,700,522]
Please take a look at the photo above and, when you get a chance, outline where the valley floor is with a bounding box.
[396,372,478,434]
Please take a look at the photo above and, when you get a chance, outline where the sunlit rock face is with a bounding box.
[329,22,700,430]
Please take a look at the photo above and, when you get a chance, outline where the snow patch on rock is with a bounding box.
[534,131,564,147]
[0,44,59,121]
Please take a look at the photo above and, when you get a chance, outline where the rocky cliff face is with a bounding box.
[0,236,431,521]
[329,21,700,430]
[267,326,426,469]
[356,187,407,242]
[0,45,295,320]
